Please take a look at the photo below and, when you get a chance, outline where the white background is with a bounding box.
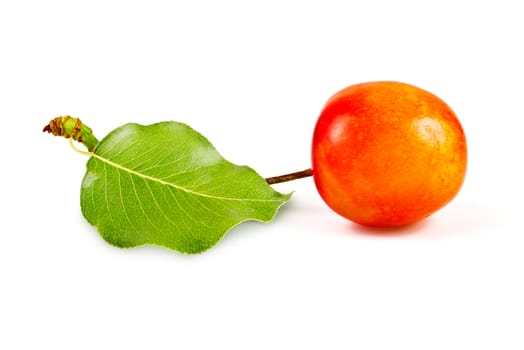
[1,1,523,349]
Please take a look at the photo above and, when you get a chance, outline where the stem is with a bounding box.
[265,168,313,185]
[43,116,99,152]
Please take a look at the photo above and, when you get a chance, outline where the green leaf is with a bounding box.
[80,121,291,254]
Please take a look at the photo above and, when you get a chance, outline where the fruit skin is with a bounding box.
[311,81,467,227]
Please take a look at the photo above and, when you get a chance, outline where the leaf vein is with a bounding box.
[129,174,163,232]
[92,154,283,203]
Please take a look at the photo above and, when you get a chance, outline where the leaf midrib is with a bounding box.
[91,153,283,203]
